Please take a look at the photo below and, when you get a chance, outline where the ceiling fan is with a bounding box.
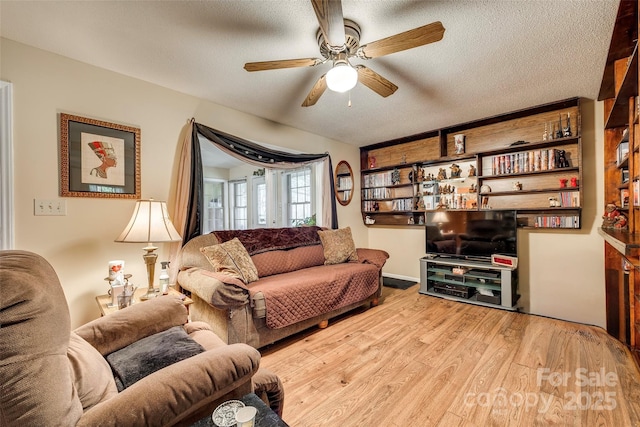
[244,0,445,107]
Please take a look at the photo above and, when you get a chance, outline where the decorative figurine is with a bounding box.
[602,203,626,229]
[418,215,425,225]
[450,163,462,178]
[481,196,490,209]
[468,164,476,177]
[437,168,447,181]
[391,168,401,185]
[559,178,568,188]
[563,113,572,137]
[556,150,570,168]
[548,197,561,207]
[368,156,376,169]
[543,122,549,141]
[555,114,563,139]
[513,181,522,191]
[570,177,578,187]
[365,216,376,225]
[408,217,415,225]
[615,214,628,229]
[401,154,407,164]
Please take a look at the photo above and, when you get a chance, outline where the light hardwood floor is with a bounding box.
[260,285,640,426]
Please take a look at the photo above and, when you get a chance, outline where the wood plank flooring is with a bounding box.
[260,285,640,426]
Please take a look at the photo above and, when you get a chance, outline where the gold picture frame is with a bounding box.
[60,113,141,199]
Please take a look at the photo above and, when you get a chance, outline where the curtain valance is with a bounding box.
[175,120,338,247]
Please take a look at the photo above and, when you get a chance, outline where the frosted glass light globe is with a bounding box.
[326,63,358,93]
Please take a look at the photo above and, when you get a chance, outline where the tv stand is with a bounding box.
[419,257,519,310]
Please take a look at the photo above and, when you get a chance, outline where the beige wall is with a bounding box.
[369,99,606,328]
[1,39,364,328]
[2,37,607,330]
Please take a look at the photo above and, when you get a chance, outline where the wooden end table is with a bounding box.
[95,287,193,316]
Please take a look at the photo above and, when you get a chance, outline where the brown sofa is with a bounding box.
[175,226,389,349]
[0,250,284,426]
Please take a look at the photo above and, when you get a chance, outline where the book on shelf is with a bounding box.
[534,215,580,228]
[617,139,629,167]
[490,148,559,176]
[621,188,629,208]
[363,171,393,188]
[558,191,580,207]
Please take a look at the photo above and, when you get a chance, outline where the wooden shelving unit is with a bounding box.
[598,0,640,369]
[360,98,582,229]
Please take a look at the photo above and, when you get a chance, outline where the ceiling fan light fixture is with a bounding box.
[326,61,358,93]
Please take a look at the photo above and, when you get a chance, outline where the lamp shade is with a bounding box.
[115,199,182,244]
[326,62,358,93]
[432,211,449,223]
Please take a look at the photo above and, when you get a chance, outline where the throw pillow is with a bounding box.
[317,227,359,265]
[200,238,259,283]
[106,326,205,391]
[67,332,118,410]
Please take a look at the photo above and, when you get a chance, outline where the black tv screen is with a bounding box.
[425,210,518,261]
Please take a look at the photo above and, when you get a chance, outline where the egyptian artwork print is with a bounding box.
[82,133,125,186]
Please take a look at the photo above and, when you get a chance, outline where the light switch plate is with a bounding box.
[34,199,66,216]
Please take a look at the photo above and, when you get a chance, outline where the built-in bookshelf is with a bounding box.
[360,98,582,229]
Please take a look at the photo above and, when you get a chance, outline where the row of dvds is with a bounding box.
[534,215,580,228]
[362,187,392,200]
[363,171,394,188]
[336,176,353,190]
[489,149,566,175]
[362,198,414,212]
[391,198,414,211]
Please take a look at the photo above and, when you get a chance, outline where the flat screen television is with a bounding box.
[425,210,518,261]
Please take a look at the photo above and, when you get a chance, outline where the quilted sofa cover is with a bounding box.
[175,227,388,348]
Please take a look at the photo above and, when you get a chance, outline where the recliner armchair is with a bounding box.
[0,250,284,426]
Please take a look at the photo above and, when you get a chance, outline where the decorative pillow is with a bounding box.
[67,332,118,410]
[317,227,359,265]
[106,326,205,391]
[200,238,259,283]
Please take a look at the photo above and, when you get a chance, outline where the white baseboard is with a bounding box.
[382,273,419,283]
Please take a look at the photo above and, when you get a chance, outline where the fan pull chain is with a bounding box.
[348,91,352,107]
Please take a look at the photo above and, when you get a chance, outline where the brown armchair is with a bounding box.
[0,250,284,426]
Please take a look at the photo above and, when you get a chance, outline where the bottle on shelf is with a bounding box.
[159,261,170,294]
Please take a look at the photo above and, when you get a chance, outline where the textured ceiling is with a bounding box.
[0,0,620,149]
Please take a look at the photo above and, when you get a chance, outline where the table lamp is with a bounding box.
[115,199,182,300]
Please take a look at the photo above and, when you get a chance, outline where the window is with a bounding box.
[0,81,13,249]
[252,177,267,227]
[230,180,248,230]
[286,167,313,226]
[202,179,227,233]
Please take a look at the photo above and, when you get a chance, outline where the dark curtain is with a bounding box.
[183,121,338,245]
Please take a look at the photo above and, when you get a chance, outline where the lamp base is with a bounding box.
[141,246,159,301]
[139,289,157,300]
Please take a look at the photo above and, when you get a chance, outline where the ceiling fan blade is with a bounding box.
[302,74,328,107]
[311,0,346,49]
[244,58,322,72]
[355,65,398,97]
[358,21,445,59]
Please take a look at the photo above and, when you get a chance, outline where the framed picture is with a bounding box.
[60,114,141,199]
